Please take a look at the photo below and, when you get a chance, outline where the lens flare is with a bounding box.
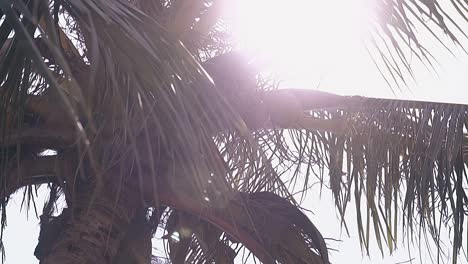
[223,0,373,86]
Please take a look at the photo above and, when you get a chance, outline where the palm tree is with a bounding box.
[0,0,467,263]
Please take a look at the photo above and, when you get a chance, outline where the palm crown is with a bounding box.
[0,0,467,263]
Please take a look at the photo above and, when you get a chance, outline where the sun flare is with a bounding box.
[223,0,374,87]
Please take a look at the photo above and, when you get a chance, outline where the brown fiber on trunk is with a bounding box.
[40,185,140,264]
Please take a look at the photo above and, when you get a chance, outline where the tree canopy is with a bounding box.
[0,0,467,263]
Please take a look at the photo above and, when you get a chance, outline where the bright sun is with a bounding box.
[223,0,374,89]
[221,0,468,103]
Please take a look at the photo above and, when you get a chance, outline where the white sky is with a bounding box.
[3,1,468,263]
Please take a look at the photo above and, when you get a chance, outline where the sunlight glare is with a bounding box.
[170,231,180,242]
[224,0,373,87]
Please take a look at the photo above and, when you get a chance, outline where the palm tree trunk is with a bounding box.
[40,185,140,264]
[113,208,154,264]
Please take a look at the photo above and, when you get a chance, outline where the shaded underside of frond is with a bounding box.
[157,191,329,264]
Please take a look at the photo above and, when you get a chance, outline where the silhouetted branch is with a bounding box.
[0,127,76,149]
[1,156,58,199]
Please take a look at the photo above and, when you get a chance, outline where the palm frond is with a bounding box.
[246,89,468,261]
[160,191,330,264]
[368,0,468,86]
